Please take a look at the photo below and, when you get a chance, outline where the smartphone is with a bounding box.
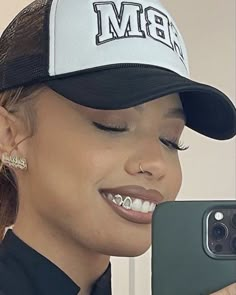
[151,200,236,295]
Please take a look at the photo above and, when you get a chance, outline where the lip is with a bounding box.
[99,185,164,204]
[101,194,154,224]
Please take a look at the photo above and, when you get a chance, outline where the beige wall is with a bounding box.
[165,0,236,200]
[0,0,32,33]
[1,1,235,295]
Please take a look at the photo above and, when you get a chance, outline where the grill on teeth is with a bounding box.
[103,193,157,213]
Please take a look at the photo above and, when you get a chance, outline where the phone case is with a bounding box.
[152,201,236,295]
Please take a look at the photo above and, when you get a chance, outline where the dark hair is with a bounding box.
[0,84,46,241]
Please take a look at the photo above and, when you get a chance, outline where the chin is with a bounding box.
[112,246,151,257]
[109,240,152,257]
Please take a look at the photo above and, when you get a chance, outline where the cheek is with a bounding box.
[30,124,120,210]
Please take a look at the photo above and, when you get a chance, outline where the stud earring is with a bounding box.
[0,152,28,171]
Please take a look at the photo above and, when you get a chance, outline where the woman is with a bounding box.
[0,0,235,295]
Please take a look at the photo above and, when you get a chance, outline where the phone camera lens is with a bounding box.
[230,236,236,253]
[212,223,228,241]
[231,214,236,229]
[214,244,223,253]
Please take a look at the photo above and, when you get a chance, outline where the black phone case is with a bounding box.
[152,201,236,295]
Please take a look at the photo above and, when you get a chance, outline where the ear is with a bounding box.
[0,106,27,157]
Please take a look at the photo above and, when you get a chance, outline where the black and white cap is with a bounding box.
[0,0,235,140]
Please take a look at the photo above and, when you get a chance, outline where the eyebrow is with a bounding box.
[164,108,186,123]
[134,106,186,123]
[134,105,144,113]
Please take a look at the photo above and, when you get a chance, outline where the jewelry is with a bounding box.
[0,152,28,170]
[139,163,144,173]
[0,136,31,172]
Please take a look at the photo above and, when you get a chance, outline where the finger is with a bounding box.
[210,283,236,295]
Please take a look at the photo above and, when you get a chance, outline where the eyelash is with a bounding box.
[92,122,189,151]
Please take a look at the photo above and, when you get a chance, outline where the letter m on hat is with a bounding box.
[93,1,145,44]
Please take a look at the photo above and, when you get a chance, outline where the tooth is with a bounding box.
[149,203,156,212]
[113,194,123,205]
[122,197,132,209]
[149,203,154,212]
[131,198,143,211]
[141,201,150,213]
[107,193,113,201]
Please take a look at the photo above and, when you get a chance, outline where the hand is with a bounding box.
[210,283,236,294]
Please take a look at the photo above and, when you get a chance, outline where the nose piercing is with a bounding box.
[139,163,144,173]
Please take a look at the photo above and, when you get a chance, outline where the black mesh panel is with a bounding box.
[0,0,53,91]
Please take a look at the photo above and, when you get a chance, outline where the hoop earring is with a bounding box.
[139,163,144,173]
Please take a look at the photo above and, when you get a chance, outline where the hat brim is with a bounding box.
[46,65,236,140]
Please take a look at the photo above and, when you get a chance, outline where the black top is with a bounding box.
[0,229,112,295]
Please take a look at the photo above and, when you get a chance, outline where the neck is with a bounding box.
[13,218,110,294]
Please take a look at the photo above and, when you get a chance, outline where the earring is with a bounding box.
[0,152,28,171]
[139,163,144,173]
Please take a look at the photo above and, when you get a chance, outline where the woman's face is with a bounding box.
[14,87,185,257]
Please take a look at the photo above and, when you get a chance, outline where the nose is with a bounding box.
[126,136,167,181]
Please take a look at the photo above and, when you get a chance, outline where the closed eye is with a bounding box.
[92,122,189,151]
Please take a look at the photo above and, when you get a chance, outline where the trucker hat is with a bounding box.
[0,0,235,140]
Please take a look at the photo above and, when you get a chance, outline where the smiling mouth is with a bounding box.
[100,192,157,224]
[101,192,157,213]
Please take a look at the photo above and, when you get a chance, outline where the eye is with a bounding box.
[160,137,189,152]
[93,122,189,152]
[92,122,129,132]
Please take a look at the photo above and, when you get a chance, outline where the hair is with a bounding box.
[0,83,47,241]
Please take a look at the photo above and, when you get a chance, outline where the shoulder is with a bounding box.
[0,253,18,294]
[0,247,34,295]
